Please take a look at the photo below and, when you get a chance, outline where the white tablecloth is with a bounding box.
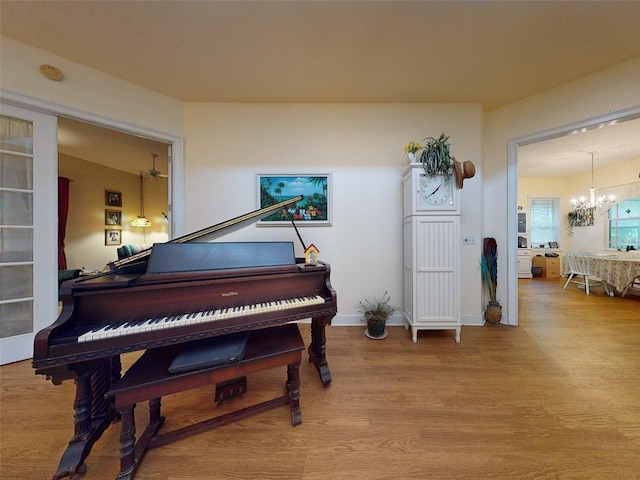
[591,255,640,292]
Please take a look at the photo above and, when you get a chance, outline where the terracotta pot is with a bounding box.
[485,303,502,324]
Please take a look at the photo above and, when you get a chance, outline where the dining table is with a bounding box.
[589,253,640,297]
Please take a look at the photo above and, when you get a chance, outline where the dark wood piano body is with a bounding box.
[32,196,337,480]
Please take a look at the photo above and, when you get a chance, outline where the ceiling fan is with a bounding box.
[140,153,168,180]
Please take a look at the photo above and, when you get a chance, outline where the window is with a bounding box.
[608,198,640,249]
[529,198,560,246]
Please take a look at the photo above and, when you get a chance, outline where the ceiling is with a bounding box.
[2,0,640,176]
[57,117,170,178]
[517,115,640,177]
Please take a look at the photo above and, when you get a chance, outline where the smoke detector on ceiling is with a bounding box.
[39,64,63,81]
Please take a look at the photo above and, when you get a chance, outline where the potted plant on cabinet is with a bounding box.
[405,132,475,189]
[481,237,502,324]
[358,291,394,339]
[403,140,422,163]
[416,132,453,178]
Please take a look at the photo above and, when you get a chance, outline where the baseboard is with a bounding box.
[309,314,486,327]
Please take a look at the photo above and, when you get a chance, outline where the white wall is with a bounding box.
[184,103,483,325]
[0,37,183,138]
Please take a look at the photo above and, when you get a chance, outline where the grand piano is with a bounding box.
[33,195,337,480]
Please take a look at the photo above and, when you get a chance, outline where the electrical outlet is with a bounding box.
[463,235,476,245]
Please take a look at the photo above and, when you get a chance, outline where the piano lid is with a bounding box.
[109,195,303,270]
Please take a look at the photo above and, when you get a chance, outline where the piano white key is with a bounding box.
[122,319,148,335]
[78,295,326,342]
[186,312,202,325]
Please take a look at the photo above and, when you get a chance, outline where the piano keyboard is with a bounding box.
[77,295,326,343]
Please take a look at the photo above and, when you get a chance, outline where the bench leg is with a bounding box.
[286,362,302,426]
[148,397,162,426]
[116,399,165,480]
[117,405,136,480]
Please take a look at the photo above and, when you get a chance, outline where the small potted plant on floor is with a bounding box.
[358,291,394,339]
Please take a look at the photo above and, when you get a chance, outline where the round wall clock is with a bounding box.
[418,174,454,209]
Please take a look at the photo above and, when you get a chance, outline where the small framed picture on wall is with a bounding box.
[105,209,121,226]
[105,229,122,246]
[106,190,122,207]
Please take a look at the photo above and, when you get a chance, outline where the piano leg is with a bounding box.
[51,358,119,480]
[309,316,332,386]
[286,362,302,426]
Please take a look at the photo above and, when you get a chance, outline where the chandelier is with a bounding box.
[570,152,615,211]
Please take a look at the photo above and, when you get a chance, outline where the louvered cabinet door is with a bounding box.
[403,215,461,343]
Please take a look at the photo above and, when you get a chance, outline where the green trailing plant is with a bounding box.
[417,132,452,178]
[480,237,498,305]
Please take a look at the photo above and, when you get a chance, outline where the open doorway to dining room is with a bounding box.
[508,106,640,326]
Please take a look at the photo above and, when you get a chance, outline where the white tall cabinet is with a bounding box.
[517,210,532,278]
[402,165,461,343]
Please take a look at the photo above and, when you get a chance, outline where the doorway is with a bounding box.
[507,106,640,327]
[1,105,57,364]
[1,93,184,364]
[57,118,171,272]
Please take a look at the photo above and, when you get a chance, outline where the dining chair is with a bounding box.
[625,276,640,297]
[620,252,640,297]
[562,251,603,295]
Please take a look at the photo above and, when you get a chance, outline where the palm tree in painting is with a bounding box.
[260,178,275,206]
[308,177,327,198]
[273,181,286,200]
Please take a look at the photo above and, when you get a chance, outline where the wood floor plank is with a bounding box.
[1,278,639,479]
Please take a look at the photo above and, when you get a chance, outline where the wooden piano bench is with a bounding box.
[106,323,304,480]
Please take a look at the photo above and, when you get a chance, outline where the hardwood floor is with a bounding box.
[1,278,639,479]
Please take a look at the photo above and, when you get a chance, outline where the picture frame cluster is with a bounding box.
[105,190,122,245]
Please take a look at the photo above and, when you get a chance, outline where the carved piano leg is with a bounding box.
[109,356,123,421]
[309,317,332,386]
[52,360,117,480]
[286,362,302,426]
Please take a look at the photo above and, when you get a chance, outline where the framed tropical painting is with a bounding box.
[257,174,332,226]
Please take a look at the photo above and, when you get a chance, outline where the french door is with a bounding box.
[0,104,57,364]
